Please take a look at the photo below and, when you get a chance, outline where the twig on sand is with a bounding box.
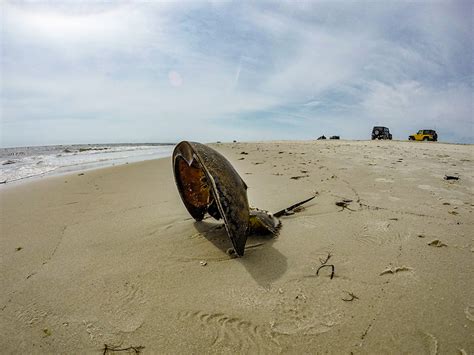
[319,252,332,265]
[226,242,265,257]
[316,264,335,279]
[245,242,265,250]
[274,194,317,217]
[103,344,144,354]
[315,251,335,279]
[342,291,359,302]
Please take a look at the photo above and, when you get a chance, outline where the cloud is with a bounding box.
[362,81,473,141]
[1,1,472,147]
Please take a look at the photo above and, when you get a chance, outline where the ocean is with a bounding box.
[0,143,174,184]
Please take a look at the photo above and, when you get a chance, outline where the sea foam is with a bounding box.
[0,143,174,184]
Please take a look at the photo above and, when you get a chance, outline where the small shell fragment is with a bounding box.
[428,240,447,247]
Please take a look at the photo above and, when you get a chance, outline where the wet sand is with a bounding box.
[1,140,473,353]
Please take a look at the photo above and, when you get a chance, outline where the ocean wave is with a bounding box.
[0,144,174,184]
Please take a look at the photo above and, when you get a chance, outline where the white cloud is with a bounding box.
[362,81,473,141]
[1,1,472,146]
[3,3,155,49]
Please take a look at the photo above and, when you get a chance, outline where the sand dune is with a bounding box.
[1,140,473,353]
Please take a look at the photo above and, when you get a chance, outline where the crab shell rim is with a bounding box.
[172,141,250,256]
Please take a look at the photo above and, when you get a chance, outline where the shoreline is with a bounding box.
[2,139,471,188]
[1,140,473,353]
[0,156,171,190]
[0,144,174,187]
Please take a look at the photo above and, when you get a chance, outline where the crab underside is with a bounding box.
[173,141,314,256]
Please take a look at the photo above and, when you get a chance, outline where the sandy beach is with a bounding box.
[1,140,473,354]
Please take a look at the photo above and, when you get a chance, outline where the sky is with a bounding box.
[1,0,472,147]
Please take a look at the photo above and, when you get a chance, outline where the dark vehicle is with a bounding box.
[372,126,392,140]
[330,136,340,140]
[408,129,438,141]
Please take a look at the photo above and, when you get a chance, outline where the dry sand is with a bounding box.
[1,140,473,354]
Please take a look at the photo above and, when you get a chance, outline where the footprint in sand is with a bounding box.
[271,308,343,336]
[364,221,391,233]
[356,221,400,246]
[421,331,439,355]
[15,302,48,326]
[101,281,147,333]
[270,287,343,336]
[178,310,280,353]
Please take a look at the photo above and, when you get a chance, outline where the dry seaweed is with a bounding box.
[103,344,144,354]
[290,175,309,180]
[444,175,459,180]
[342,291,359,302]
[335,199,356,211]
[319,252,332,265]
[316,264,335,279]
[316,252,335,279]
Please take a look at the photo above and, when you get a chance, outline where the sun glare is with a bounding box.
[8,5,129,42]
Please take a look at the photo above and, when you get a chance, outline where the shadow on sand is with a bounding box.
[193,221,288,288]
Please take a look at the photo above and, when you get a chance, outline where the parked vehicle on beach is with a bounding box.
[408,130,438,141]
[372,126,392,140]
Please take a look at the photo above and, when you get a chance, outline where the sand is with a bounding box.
[1,140,473,354]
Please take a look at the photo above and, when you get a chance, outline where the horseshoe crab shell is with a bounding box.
[173,141,250,256]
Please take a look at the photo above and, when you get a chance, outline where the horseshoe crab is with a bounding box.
[173,141,315,256]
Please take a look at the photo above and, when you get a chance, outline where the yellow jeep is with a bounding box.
[408,129,438,142]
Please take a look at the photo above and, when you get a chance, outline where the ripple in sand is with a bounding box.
[178,310,280,353]
[418,185,432,190]
[375,178,394,183]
